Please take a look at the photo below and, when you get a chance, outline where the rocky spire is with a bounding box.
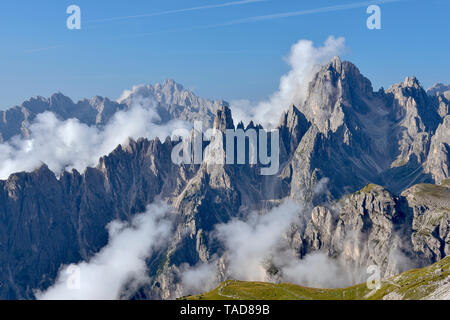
[213,105,235,131]
[301,57,373,133]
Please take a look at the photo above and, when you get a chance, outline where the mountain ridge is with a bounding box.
[0,79,226,143]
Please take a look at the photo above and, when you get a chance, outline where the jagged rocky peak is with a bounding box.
[152,79,189,105]
[119,78,211,107]
[48,92,73,106]
[404,76,421,88]
[390,76,442,133]
[324,56,374,98]
[279,104,303,127]
[278,105,311,156]
[427,84,450,119]
[386,76,428,99]
[161,78,184,91]
[87,95,112,108]
[437,94,450,118]
[427,83,450,96]
[118,79,227,125]
[300,56,375,133]
[213,105,235,131]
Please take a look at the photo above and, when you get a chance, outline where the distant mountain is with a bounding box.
[0,58,448,300]
[427,83,450,96]
[0,79,226,143]
[118,79,226,125]
[0,94,127,142]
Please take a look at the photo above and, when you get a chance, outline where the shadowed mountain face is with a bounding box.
[0,58,448,299]
[285,58,448,202]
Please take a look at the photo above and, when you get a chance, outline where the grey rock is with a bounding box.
[303,185,411,278]
[118,79,227,126]
[427,83,450,96]
[401,182,450,262]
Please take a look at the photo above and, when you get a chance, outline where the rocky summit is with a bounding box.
[0,58,449,299]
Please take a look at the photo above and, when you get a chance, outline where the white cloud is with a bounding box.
[230,36,345,128]
[36,202,173,300]
[181,200,366,292]
[216,201,301,281]
[0,96,189,180]
[282,252,364,289]
[181,262,218,296]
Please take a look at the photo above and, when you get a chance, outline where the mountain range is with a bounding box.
[0,57,449,300]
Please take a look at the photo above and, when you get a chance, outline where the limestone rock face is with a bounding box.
[386,77,441,168]
[278,105,311,163]
[301,183,450,278]
[300,56,373,133]
[213,105,235,131]
[303,185,409,278]
[283,61,448,202]
[424,116,450,183]
[401,182,450,262]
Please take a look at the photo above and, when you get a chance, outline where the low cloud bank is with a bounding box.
[230,36,345,128]
[0,97,188,180]
[181,262,219,295]
[36,202,173,300]
[216,201,301,282]
[181,200,366,296]
[217,201,364,288]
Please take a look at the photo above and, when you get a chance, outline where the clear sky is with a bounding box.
[0,0,449,109]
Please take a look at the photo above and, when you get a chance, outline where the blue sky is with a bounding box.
[0,0,448,109]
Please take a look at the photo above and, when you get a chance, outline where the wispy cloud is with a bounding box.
[124,0,407,39]
[25,45,64,54]
[25,0,405,54]
[89,0,267,23]
[220,0,405,26]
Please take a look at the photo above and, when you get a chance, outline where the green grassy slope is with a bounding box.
[185,257,450,300]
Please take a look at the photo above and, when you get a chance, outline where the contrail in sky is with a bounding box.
[219,0,405,26]
[89,0,267,23]
[27,0,407,53]
[131,0,405,37]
